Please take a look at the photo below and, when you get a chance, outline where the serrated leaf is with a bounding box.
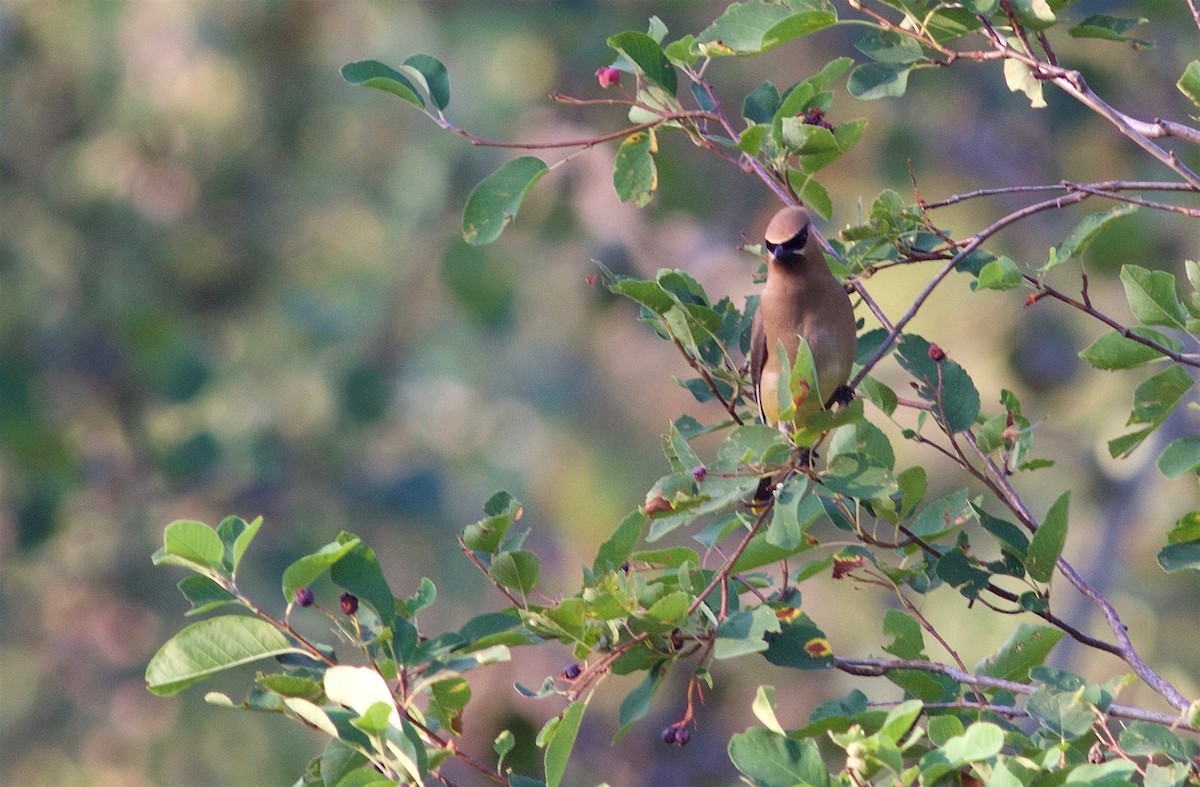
[613,131,657,207]
[895,334,980,433]
[1079,328,1180,370]
[462,156,549,245]
[146,616,299,696]
[1027,492,1069,583]
[340,60,424,109]
[1179,61,1200,107]
[847,62,912,99]
[1120,264,1188,328]
[607,31,676,94]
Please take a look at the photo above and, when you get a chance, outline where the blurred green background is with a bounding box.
[2,1,1199,785]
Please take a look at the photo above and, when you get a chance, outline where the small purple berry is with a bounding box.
[339,592,359,615]
[661,726,677,745]
[674,727,690,746]
[294,587,314,607]
[562,663,582,680]
[691,464,707,482]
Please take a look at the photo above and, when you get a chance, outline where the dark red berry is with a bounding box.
[339,592,359,615]
[928,343,946,362]
[661,726,677,744]
[294,587,314,607]
[674,727,691,746]
[562,663,582,680]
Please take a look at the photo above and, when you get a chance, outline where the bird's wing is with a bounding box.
[749,307,767,424]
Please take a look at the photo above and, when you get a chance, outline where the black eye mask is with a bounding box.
[766,224,810,259]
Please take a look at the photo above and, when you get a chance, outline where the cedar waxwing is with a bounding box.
[750,206,857,433]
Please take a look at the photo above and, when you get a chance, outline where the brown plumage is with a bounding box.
[750,206,857,433]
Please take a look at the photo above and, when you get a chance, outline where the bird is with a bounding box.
[749,205,857,438]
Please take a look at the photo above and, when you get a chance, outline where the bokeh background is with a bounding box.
[2,1,1199,785]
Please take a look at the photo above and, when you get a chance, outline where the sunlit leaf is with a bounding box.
[462,156,549,245]
[613,131,657,207]
[341,60,425,108]
[146,616,298,696]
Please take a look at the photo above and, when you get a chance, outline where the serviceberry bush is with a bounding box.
[148,2,1200,785]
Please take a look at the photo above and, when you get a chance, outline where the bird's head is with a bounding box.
[764,206,812,266]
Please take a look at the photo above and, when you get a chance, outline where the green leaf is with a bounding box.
[752,685,786,735]
[974,257,1023,291]
[256,672,322,700]
[146,616,298,696]
[1069,15,1149,46]
[1027,492,1069,583]
[1119,721,1200,762]
[281,537,361,606]
[1158,437,1200,478]
[855,29,924,63]
[177,575,238,616]
[895,334,980,433]
[1079,328,1180,370]
[736,124,768,155]
[607,31,676,94]
[1043,205,1139,274]
[462,156,549,245]
[743,80,780,124]
[1026,687,1094,740]
[695,2,836,56]
[340,60,425,108]
[728,728,830,787]
[401,53,450,110]
[975,623,1064,681]
[613,131,658,207]
[792,172,833,220]
[1179,61,1200,107]
[1004,57,1046,108]
[489,550,540,597]
[153,519,225,574]
[714,605,781,660]
[1109,365,1194,458]
[544,700,586,787]
[1158,540,1200,573]
[847,62,912,99]
[766,475,819,550]
[879,699,923,744]
[881,609,924,659]
[859,376,898,417]
[594,510,647,574]
[1121,264,1188,328]
[614,664,664,743]
[762,610,833,670]
[330,538,395,622]
[943,722,1005,763]
[428,677,471,735]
